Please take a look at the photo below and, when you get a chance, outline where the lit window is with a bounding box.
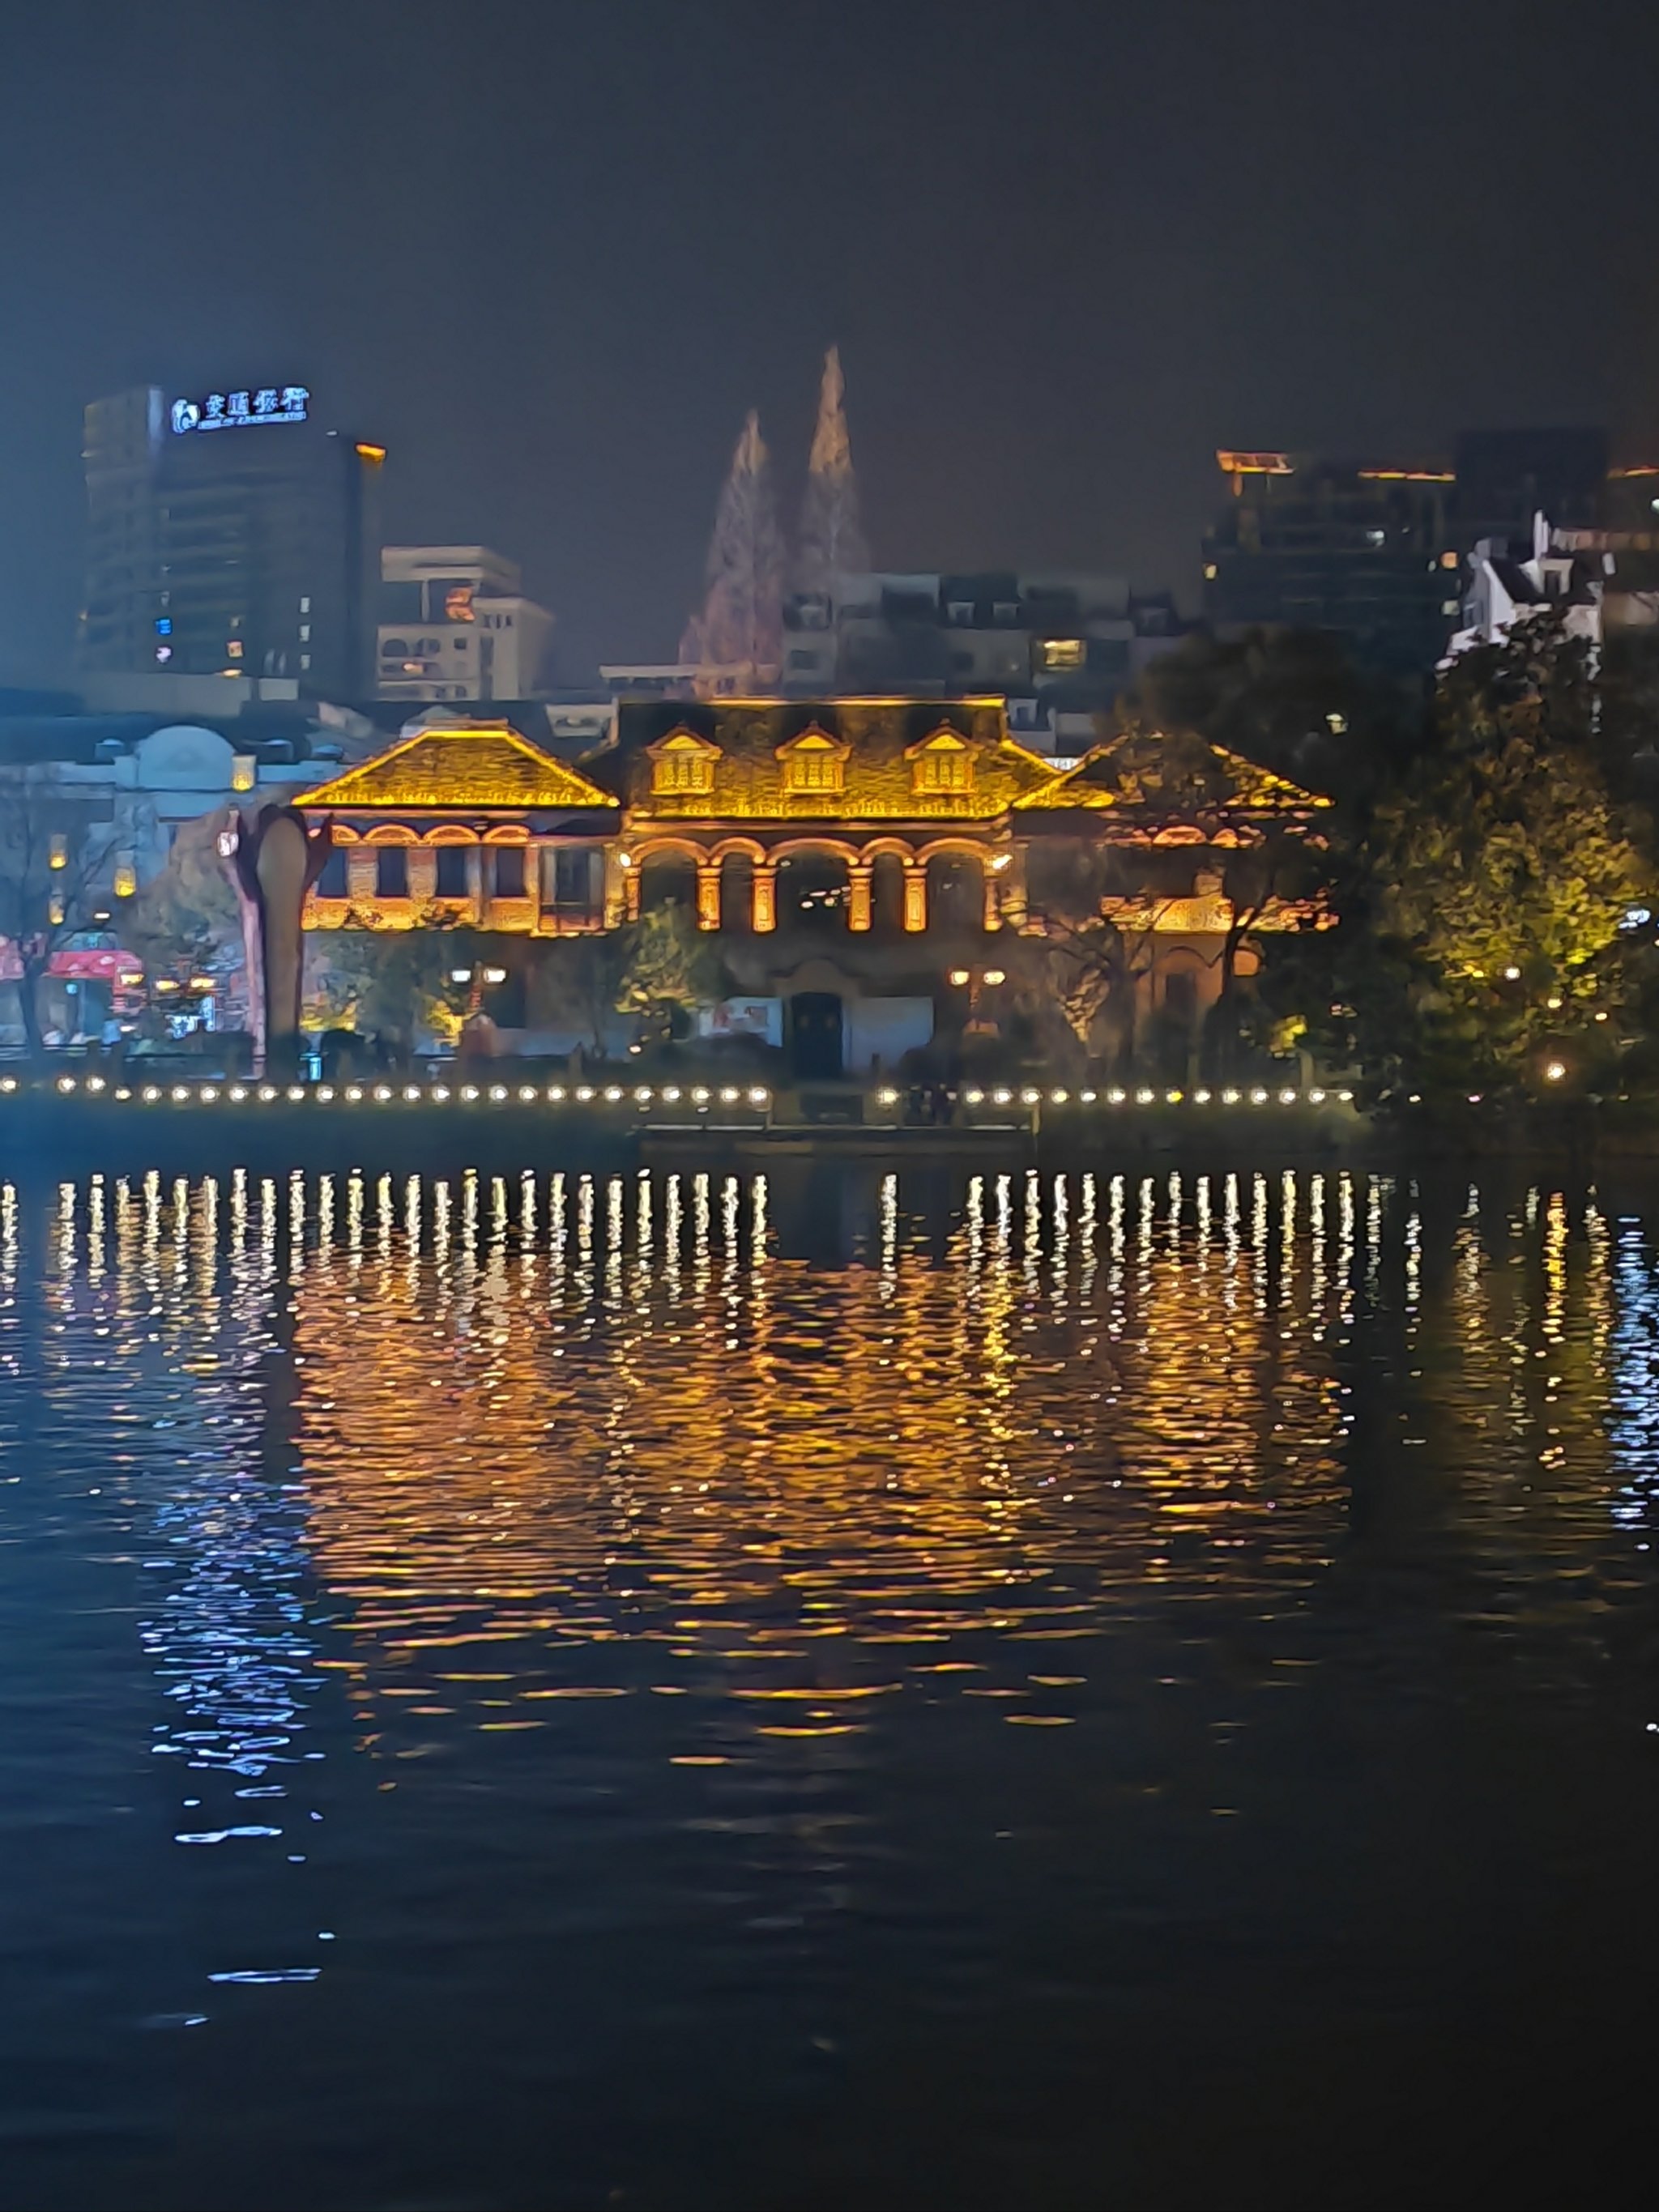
[299,596,311,614]
[1037,637,1085,671]
[909,731,974,795]
[230,753,256,792]
[300,653,311,670]
[778,728,847,797]
[226,638,243,658]
[649,729,719,796]
[113,859,137,898]
[298,624,310,641]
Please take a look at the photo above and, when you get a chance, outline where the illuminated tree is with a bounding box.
[612,903,720,1042]
[795,345,869,593]
[1299,616,1654,1097]
[679,410,784,684]
[305,910,488,1048]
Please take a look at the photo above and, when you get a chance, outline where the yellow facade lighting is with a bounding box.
[1217,450,1294,475]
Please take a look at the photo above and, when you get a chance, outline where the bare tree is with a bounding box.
[679,410,784,685]
[796,345,869,594]
[0,769,121,1059]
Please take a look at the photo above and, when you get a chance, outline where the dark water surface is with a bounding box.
[2,1159,1657,2211]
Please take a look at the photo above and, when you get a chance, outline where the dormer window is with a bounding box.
[777,727,849,798]
[907,728,974,795]
[648,727,719,797]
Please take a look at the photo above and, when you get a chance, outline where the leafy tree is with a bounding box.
[612,902,721,1042]
[1115,626,1426,807]
[305,909,490,1048]
[0,771,120,1058]
[1293,616,1653,1098]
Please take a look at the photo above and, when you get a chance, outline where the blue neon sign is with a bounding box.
[170,386,309,435]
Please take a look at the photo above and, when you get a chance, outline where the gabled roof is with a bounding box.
[294,722,613,811]
[1016,730,1332,814]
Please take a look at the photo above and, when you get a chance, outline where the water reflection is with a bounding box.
[12,1164,1657,1754]
[6,1161,1659,2203]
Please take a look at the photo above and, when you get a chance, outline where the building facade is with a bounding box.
[292,701,1332,1076]
[376,546,556,703]
[79,381,383,698]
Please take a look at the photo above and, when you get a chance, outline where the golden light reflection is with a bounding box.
[12,1166,1647,1788]
[275,1166,1359,1748]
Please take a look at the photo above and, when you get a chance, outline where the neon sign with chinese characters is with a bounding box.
[170,386,309,435]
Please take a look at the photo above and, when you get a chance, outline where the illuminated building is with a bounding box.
[79,381,382,699]
[376,546,555,703]
[292,700,1332,1076]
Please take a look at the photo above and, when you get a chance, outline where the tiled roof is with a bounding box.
[1017,731,1332,814]
[612,697,1055,820]
[294,724,613,811]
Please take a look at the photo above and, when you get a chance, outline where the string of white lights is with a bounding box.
[0,1075,1354,1110]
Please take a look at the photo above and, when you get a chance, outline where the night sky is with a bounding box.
[3,0,1659,688]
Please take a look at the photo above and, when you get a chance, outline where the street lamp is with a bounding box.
[947,965,1006,1031]
[452,961,510,1016]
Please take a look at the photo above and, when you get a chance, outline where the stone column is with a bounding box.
[752,862,778,932]
[982,863,1002,932]
[624,865,642,923]
[847,861,873,932]
[407,846,437,904]
[902,860,928,933]
[466,842,485,925]
[696,859,722,931]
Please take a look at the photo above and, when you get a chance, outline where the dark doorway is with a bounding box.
[790,992,844,1079]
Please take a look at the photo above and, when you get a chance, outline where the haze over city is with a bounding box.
[4,0,1658,684]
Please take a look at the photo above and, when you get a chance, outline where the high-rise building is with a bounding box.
[1450,428,1609,546]
[79,381,382,698]
[375,546,554,702]
[1201,451,1458,676]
